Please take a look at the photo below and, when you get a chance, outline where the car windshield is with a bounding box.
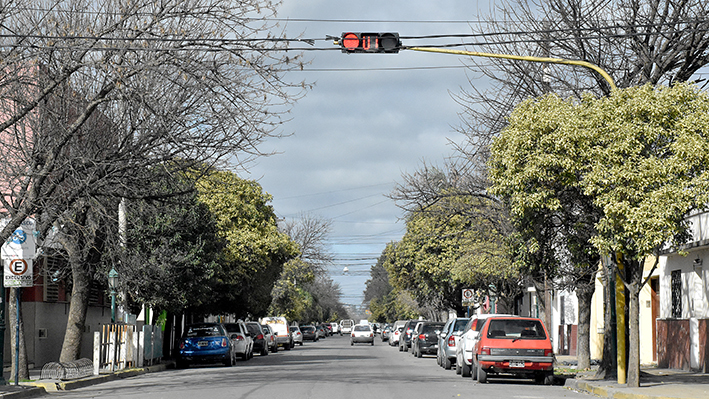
[453,319,469,332]
[486,319,546,339]
[185,324,223,337]
[354,325,370,332]
[301,326,315,332]
[290,327,300,332]
[261,325,271,333]
[422,324,444,334]
[246,325,260,335]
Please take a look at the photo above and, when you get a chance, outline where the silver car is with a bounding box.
[223,320,254,361]
[437,317,469,370]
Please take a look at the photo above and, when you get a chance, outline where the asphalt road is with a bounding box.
[51,335,591,399]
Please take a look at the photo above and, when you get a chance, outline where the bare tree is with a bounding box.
[0,0,306,362]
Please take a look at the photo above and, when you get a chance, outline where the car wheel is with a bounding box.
[455,360,462,375]
[403,345,408,352]
[224,354,233,367]
[271,344,278,353]
[471,362,477,380]
[371,340,374,346]
[536,371,554,385]
[261,347,268,356]
[416,348,422,358]
[461,362,471,377]
[176,360,188,369]
[284,343,291,351]
[351,341,354,346]
[398,344,403,351]
[477,366,487,383]
[443,357,452,370]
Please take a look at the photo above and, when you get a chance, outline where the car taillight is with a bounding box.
[256,334,264,340]
[480,347,490,355]
[179,341,186,350]
[544,349,553,357]
[419,334,425,340]
[234,335,244,341]
[221,338,228,347]
[352,333,355,337]
[447,335,455,347]
[370,333,373,337]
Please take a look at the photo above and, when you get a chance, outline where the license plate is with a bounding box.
[198,341,209,347]
[509,360,525,368]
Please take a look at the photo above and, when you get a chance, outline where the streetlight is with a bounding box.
[108,267,118,323]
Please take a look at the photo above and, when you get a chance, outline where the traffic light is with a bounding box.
[340,32,401,53]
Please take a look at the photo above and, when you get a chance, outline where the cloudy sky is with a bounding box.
[246,1,493,306]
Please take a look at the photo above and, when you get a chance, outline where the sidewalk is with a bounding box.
[0,362,172,398]
[558,355,709,399]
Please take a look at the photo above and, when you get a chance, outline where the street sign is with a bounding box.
[1,218,36,260]
[462,288,475,305]
[4,258,33,288]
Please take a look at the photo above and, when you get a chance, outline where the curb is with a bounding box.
[1,362,171,398]
[564,378,681,399]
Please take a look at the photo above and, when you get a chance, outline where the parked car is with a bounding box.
[246,322,269,356]
[223,321,254,360]
[409,321,428,356]
[300,325,319,341]
[323,323,333,336]
[437,317,470,370]
[177,323,235,368]
[390,326,404,347]
[261,324,278,353]
[472,316,554,384]
[316,324,328,339]
[330,322,340,335]
[456,314,514,377]
[412,321,445,358]
[381,326,391,342]
[350,324,374,346]
[290,326,304,346]
[398,320,418,352]
[261,317,293,350]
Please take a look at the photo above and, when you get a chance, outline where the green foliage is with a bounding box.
[196,170,300,317]
[123,187,225,314]
[383,194,520,315]
[492,83,709,262]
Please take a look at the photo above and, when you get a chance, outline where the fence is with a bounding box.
[93,324,164,375]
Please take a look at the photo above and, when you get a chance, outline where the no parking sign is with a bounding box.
[462,288,475,305]
[4,258,32,288]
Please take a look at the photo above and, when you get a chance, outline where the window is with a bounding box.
[671,270,682,318]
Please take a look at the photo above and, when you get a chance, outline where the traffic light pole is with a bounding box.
[407,47,617,92]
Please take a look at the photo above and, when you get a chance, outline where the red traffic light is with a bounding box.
[340,32,400,53]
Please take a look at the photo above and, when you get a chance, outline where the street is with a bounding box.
[50,335,591,399]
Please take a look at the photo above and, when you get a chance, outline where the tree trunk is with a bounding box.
[596,263,617,379]
[576,283,594,370]
[626,259,642,388]
[9,288,28,382]
[59,257,92,362]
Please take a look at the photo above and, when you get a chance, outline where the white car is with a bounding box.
[350,324,374,346]
[455,314,515,377]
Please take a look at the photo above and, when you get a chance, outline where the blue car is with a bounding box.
[177,323,236,368]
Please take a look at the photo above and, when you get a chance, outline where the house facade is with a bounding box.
[657,210,709,371]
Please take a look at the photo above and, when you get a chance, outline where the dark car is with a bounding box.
[246,322,269,356]
[300,325,319,341]
[177,323,235,368]
[398,320,419,352]
[412,321,445,358]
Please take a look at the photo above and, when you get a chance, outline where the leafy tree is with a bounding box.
[196,170,299,317]
[489,93,603,370]
[491,83,709,387]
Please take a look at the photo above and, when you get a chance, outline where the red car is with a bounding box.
[472,316,554,384]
